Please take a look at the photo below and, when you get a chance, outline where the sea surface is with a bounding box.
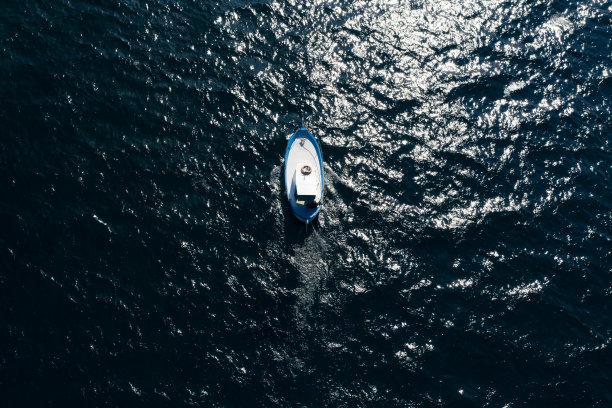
[1,0,611,406]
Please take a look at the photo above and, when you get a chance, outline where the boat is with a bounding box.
[284,126,324,225]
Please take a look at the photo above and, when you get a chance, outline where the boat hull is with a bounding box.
[284,127,324,223]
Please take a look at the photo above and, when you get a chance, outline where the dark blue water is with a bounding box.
[1,0,611,406]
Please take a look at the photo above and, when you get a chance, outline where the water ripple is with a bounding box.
[1,0,611,406]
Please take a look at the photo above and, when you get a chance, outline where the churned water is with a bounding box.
[1,0,611,406]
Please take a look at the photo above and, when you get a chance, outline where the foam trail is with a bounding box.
[291,228,328,326]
